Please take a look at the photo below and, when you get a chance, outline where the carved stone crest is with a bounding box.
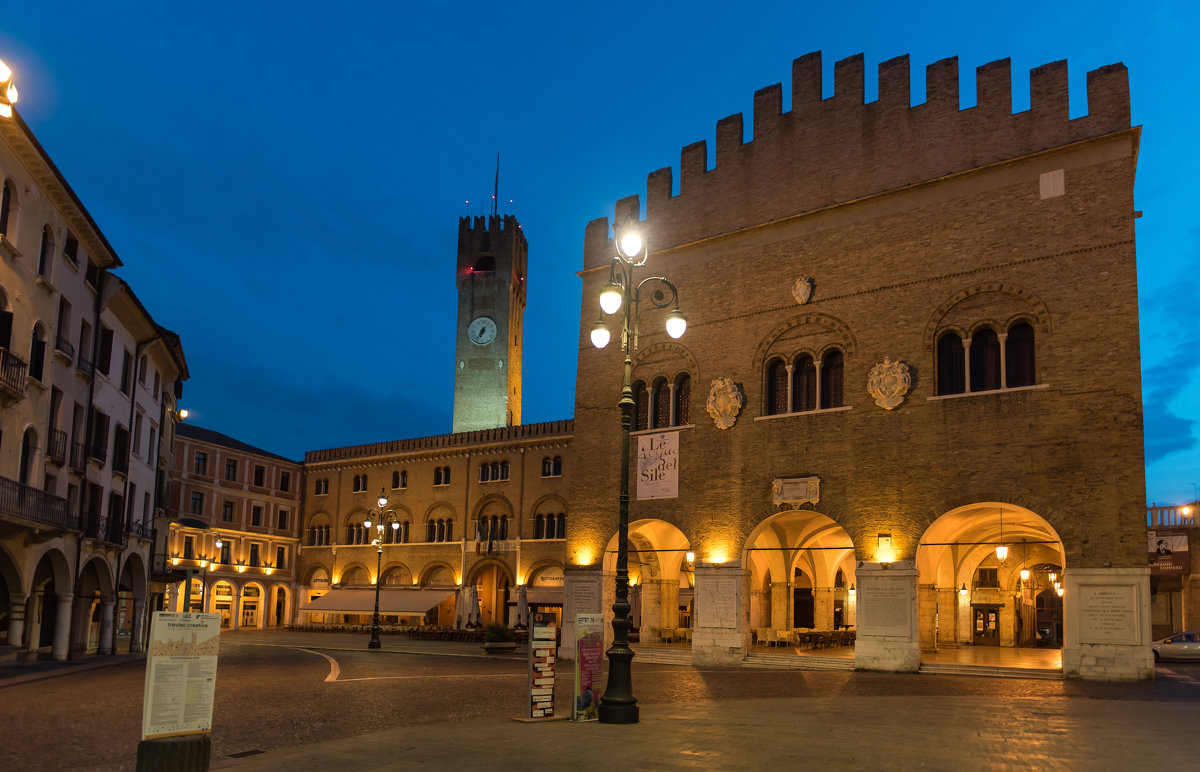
[772,476,820,508]
[867,357,911,410]
[705,377,743,430]
[791,277,814,305]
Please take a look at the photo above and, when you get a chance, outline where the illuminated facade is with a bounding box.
[565,53,1150,679]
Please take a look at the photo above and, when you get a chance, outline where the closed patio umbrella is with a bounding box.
[466,585,483,628]
[515,584,530,628]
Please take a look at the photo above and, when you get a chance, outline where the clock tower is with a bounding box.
[452,214,526,432]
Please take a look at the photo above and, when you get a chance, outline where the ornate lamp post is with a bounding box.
[363,489,400,649]
[589,217,686,724]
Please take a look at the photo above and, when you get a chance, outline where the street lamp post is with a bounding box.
[589,217,686,724]
[364,489,400,650]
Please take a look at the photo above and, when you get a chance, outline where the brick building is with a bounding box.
[564,52,1149,679]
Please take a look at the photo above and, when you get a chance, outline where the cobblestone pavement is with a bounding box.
[5,629,1200,771]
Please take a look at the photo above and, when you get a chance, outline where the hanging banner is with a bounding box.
[528,611,557,718]
[141,612,221,740]
[572,613,604,721]
[636,431,679,500]
[1148,530,1190,576]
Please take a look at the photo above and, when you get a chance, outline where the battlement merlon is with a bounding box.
[583,53,1131,270]
[457,214,528,285]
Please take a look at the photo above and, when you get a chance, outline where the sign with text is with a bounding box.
[572,614,603,721]
[636,431,679,500]
[1148,530,1190,576]
[528,611,557,718]
[1077,584,1138,645]
[141,612,221,740]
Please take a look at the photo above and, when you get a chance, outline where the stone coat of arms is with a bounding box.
[791,277,814,305]
[867,357,911,410]
[706,377,743,430]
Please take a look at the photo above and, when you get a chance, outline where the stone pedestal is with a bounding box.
[854,561,919,672]
[559,567,603,661]
[1062,567,1153,681]
[692,564,749,666]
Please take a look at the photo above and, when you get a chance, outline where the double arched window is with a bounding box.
[936,321,1036,395]
[763,348,844,415]
[392,470,407,489]
[541,456,563,477]
[632,373,690,431]
[476,515,509,541]
[433,466,451,486]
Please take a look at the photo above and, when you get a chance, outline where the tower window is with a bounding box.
[473,255,495,272]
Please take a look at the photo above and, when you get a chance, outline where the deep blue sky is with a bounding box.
[1,1,1195,504]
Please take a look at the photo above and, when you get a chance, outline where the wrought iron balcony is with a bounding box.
[0,347,28,402]
[76,354,94,377]
[0,475,77,531]
[82,510,126,546]
[46,429,67,466]
[53,334,75,362]
[69,442,86,472]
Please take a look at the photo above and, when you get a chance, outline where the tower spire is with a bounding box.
[492,152,500,217]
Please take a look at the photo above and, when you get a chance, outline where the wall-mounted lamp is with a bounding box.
[877,533,894,563]
[685,551,695,566]
[0,59,19,119]
[959,583,969,597]
[177,408,190,421]
[848,584,856,597]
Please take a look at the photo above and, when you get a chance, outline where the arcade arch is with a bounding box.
[604,520,692,642]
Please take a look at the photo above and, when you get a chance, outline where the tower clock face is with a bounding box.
[468,316,498,345]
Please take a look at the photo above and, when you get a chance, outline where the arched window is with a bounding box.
[556,513,566,538]
[473,255,495,272]
[545,514,556,539]
[479,463,490,483]
[969,328,1001,392]
[0,179,15,237]
[674,374,690,425]
[765,358,787,415]
[444,519,453,541]
[436,520,446,542]
[28,325,46,381]
[541,457,552,476]
[651,377,670,428]
[499,515,508,539]
[834,569,845,589]
[552,456,562,476]
[442,466,451,485]
[500,461,509,480]
[792,354,817,412]
[820,350,844,409]
[632,380,648,431]
[427,520,436,542]
[490,462,500,480]
[1006,321,1036,388]
[18,428,36,486]
[937,332,965,395]
[535,513,545,539]
[392,470,400,488]
[400,470,407,488]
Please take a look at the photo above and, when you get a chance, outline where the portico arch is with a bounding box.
[604,519,692,643]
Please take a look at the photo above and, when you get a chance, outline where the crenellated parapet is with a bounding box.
[457,214,528,290]
[584,52,1131,269]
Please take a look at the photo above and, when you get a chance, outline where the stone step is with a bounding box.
[919,662,1062,680]
[630,647,694,666]
[743,652,855,671]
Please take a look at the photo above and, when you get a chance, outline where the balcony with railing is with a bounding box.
[1148,504,1197,529]
[76,353,94,378]
[69,442,86,472]
[46,429,68,466]
[83,510,126,547]
[53,334,75,363]
[0,475,77,531]
[0,347,29,403]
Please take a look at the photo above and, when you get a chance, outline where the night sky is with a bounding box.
[1,1,1195,505]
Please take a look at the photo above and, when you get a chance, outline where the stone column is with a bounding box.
[853,561,919,673]
[53,593,73,661]
[6,593,26,647]
[130,599,146,653]
[692,563,750,666]
[770,582,790,630]
[97,598,116,655]
[813,587,834,629]
[231,592,242,630]
[917,583,938,652]
[1061,567,1153,681]
[936,587,959,648]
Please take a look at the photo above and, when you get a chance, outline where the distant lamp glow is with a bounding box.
[377,489,388,509]
[685,551,695,566]
[177,408,190,420]
[363,518,373,529]
[617,230,644,262]
[1048,572,1058,583]
[1056,586,1064,597]
[1184,506,1193,517]
[599,281,624,315]
[1020,568,1030,581]
[590,318,611,349]
[664,308,687,339]
[0,59,16,119]
[959,583,969,597]
[848,584,856,597]
[995,544,1008,562]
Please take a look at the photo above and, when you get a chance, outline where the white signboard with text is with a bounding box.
[636,431,679,500]
[141,612,221,740]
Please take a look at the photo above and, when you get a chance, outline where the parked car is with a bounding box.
[1152,632,1200,661]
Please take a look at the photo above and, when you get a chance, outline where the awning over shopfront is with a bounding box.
[301,588,455,614]
[507,588,564,606]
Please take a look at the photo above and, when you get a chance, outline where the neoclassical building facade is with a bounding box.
[564,53,1149,679]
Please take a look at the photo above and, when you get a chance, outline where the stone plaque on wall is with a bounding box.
[695,570,740,629]
[858,581,911,637]
[1077,584,1138,645]
[569,577,602,616]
